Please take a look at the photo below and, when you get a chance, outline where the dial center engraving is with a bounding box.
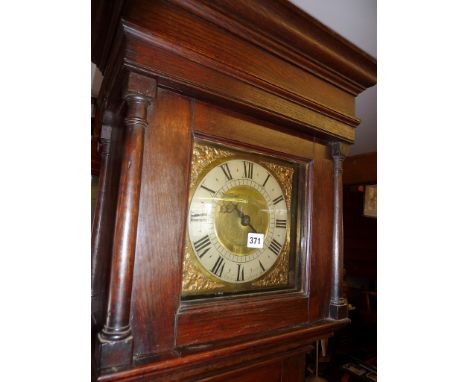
[214,185,269,256]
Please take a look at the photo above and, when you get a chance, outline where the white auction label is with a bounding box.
[247,233,264,248]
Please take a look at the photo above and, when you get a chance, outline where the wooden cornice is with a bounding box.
[93,0,376,96]
[171,0,377,95]
[92,0,376,144]
[91,0,127,71]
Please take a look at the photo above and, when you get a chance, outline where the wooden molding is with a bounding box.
[93,0,376,95]
[171,0,376,94]
[92,0,127,71]
[98,319,349,382]
[92,0,376,144]
[119,22,356,143]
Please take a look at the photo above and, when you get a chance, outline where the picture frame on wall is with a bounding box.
[363,184,377,218]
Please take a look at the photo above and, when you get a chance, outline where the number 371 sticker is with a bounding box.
[247,233,264,248]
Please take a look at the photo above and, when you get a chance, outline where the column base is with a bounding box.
[95,332,134,371]
[329,298,348,320]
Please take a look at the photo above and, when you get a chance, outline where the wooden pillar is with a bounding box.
[91,119,113,328]
[96,72,157,369]
[329,142,349,320]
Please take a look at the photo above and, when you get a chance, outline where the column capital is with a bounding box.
[329,141,349,160]
[123,71,157,101]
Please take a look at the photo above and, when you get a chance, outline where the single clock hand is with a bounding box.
[233,204,258,233]
[247,222,258,234]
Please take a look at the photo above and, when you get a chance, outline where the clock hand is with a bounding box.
[233,204,258,233]
[247,223,257,234]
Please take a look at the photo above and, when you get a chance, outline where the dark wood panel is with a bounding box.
[197,359,282,382]
[193,101,328,161]
[176,296,309,346]
[309,157,334,320]
[131,89,193,356]
[282,353,306,382]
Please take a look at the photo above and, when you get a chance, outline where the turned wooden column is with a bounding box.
[97,72,156,369]
[329,142,349,320]
[91,120,112,327]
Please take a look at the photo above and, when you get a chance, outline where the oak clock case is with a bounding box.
[92,0,377,379]
[182,139,304,299]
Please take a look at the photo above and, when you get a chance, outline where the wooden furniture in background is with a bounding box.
[343,152,377,186]
[91,1,376,381]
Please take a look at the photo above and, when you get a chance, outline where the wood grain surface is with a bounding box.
[91,0,376,380]
[131,88,192,356]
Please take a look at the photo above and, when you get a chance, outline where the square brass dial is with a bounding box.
[181,139,302,299]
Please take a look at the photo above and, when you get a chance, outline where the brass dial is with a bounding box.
[188,158,288,284]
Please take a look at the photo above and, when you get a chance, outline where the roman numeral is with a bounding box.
[219,163,233,181]
[193,235,211,258]
[190,212,208,222]
[236,264,244,281]
[273,195,284,205]
[200,184,216,196]
[275,219,287,228]
[243,161,253,179]
[262,174,270,187]
[259,260,266,273]
[211,256,225,277]
[268,239,282,256]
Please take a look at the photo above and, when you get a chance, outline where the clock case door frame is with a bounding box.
[176,130,314,347]
[181,135,305,299]
[165,97,331,347]
[129,92,336,360]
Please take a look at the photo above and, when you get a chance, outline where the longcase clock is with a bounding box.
[91,1,377,381]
